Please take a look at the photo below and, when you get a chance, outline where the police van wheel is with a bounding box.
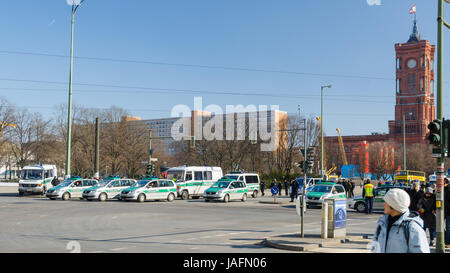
[99,193,107,202]
[252,190,258,198]
[181,191,189,200]
[223,194,230,203]
[18,192,24,197]
[241,194,247,202]
[62,192,70,201]
[355,202,367,213]
[138,194,146,203]
[167,193,175,202]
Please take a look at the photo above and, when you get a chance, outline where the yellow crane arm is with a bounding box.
[336,128,348,166]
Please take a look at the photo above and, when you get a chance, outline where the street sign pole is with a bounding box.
[301,119,308,238]
[436,0,447,252]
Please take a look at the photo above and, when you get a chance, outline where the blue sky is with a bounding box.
[0,0,449,136]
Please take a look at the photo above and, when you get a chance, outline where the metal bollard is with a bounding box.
[321,202,328,239]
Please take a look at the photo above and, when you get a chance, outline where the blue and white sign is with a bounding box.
[271,187,279,195]
[334,199,347,229]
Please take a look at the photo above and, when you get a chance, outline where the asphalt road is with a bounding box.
[0,187,380,253]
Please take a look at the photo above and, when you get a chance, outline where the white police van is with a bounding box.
[222,172,260,198]
[18,164,57,196]
[167,166,223,200]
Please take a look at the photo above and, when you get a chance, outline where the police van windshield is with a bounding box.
[311,185,333,193]
[212,181,231,188]
[167,171,184,181]
[21,169,43,180]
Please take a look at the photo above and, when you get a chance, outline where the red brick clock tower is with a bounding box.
[388,20,436,143]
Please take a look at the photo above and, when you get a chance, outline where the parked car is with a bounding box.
[305,182,347,208]
[46,178,97,201]
[120,179,177,202]
[348,185,410,213]
[203,179,248,203]
[82,177,136,201]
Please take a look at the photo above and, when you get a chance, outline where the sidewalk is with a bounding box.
[264,233,450,253]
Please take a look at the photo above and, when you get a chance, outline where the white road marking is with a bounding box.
[111,247,128,251]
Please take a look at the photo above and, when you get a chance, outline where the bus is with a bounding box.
[394,170,426,186]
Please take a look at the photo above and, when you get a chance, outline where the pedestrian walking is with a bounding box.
[370,188,430,253]
[290,179,299,202]
[409,181,425,213]
[444,178,450,247]
[363,179,375,214]
[420,188,436,246]
[277,181,282,196]
[349,179,355,198]
[51,176,59,186]
[284,180,289,196]
[345,179,352,198]
[260,181,265,197]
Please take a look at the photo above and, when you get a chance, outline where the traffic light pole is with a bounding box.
[301,119,308,238]
[148,130,153,176]
[435,0,449,253]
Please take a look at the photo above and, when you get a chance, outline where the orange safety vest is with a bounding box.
[364,183,374,197]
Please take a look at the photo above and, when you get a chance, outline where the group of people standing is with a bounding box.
[369,177,450,253]
[336,179,355,198]
[259,179,300,200]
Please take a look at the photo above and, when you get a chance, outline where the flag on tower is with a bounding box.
[409,5,417,14]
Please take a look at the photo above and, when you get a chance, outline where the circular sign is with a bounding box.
[271,187,279,195]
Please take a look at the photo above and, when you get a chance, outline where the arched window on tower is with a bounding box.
[408,74,411,93]
[396,78,401,93]
[431,80,435,95]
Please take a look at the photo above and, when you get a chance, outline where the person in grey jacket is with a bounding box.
[371,188,430,253]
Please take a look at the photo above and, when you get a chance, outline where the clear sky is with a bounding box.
[1,0,449,137]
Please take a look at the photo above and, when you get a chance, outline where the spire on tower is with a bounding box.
[407,18,421,43]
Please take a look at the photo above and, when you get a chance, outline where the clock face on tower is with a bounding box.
[407,59,417,69]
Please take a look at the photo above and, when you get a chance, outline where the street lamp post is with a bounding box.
[320,85,332,179]
[402,112,412,171]
[65,0,85,178]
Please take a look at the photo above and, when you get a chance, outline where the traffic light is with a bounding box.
[190,136,195,149]
[307,160,314,170]
[307,147,316,161]
[146,164,154,175]
[427,120,442,146]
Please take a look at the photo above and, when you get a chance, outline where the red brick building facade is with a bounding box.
[326,20,435,174]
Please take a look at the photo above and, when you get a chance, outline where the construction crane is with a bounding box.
[336,128,348,166]
[0,122,16,128]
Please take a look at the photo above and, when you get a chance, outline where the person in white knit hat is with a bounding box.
[370,188,430,253]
